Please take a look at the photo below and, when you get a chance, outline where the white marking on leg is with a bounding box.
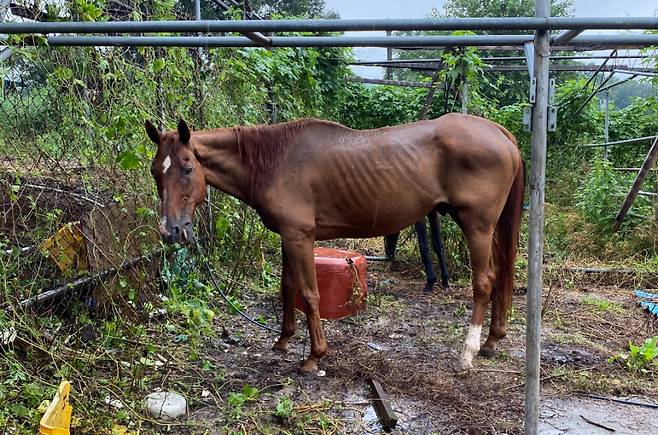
[162,155,171,173]
[457,324,482,371]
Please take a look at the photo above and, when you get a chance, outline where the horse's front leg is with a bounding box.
[281,229,327,373]
[273,246,296,352]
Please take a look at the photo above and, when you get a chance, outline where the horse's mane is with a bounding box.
[235,118,337,199]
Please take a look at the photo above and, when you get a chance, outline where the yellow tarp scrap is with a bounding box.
[40,223,88,273]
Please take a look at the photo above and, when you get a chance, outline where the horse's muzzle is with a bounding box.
[159,218,194,244]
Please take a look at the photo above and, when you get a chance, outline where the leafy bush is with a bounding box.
[609,336,658,373]
[575,158,653,230]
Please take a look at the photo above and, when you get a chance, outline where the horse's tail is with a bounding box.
[492,130,525,321]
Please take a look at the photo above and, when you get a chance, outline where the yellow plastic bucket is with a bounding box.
[40,381,72,435]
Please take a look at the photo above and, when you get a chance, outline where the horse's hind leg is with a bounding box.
[273,246,296,352]
[428,210,450,289]
[454,212,496,372]
[384,232,400,260]
[414,221,437,293]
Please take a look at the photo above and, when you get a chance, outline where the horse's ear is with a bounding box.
[178,119,190,144]
[144,120,161,145]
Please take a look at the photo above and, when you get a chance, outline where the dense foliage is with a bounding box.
[1,1,658,432]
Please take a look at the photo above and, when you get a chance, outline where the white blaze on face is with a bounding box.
[457,324,482,371]
[162,155,172,174]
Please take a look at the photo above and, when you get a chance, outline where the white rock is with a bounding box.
[104,396,124,409]
[1,327,17,346]
[317,370,326,377]
[144,392,187,420]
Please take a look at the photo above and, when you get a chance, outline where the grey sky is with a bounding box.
[324,0,658,78]
[325,0,657,20]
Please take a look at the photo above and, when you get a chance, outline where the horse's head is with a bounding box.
[145,119,206,244]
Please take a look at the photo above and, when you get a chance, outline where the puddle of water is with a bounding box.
[339,386,445,434]
[540,396,658,435]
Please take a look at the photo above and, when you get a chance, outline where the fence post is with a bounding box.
[193,0,212,241]
[385,30,393,80]
[604,90,610,160]
[525,0,550,433]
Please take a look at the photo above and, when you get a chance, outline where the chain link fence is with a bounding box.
[0,1,295,317]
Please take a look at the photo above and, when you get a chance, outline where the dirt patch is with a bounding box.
[160,252,657,434]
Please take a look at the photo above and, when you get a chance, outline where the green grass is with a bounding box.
[582,295,624,314]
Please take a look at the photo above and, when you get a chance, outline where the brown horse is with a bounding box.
[145,113,524,373]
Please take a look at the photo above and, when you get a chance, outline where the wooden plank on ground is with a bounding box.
[368,378,398,431]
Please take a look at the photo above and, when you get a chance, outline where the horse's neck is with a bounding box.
[192,129,252,204]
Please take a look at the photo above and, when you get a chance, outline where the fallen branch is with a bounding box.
[587,394,658,410]
[580,415,615,432]
[17,248,163,309]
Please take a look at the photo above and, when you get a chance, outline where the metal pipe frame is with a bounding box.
[346,76,432,88]
[595,75,638,93]
[526,0,550,433]
[350,54,655,64]
[351,62,657,73]
[552,29,583,45]
[613,69,658,77]
[33,33,658,48]
[580,135,657,148]
[2,17,658,34]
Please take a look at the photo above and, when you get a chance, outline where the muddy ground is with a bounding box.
[145,249,658,434]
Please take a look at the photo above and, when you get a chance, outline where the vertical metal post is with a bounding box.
[461,82,468,114]
[604,91,610,160]
[526,0,550,434]
[385,30,393,80]
[654,171,658,233]
[194,0,201,20]
[194,0,212,240]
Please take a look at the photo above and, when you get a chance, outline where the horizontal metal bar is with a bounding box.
[351,54,655,64]
[46,34,535,47]
[613,167,658,172]
[580,135,657,148]
[364,255,391,262]
[2,17,658,35]
[346,76,431,88]
[573,34,658,47]
[355,61,657,73]
[613,69,658,77]
[35,33,658,48]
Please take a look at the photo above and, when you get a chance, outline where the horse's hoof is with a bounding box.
[456,359,473,372]
[272,340,289,353]
[441,284,450,291]
[478,347,498,358]
[299,358,318,374]
[422,286,434,294]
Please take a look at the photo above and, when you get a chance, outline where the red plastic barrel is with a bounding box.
[294,247,368,319]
